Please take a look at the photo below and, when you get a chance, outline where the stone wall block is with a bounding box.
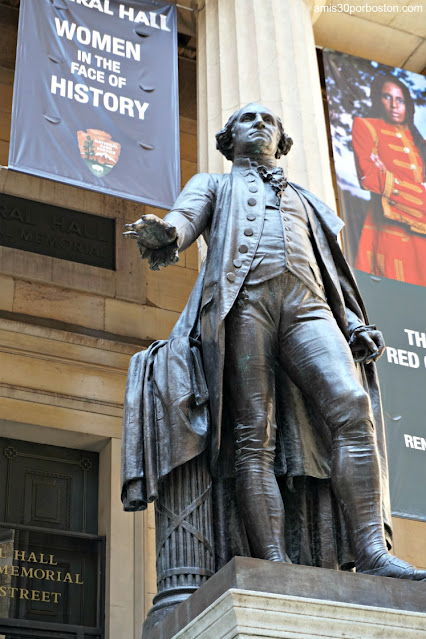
[185,244,199,271]
[145,263,198,313]
[392,517,426,569]
[115,214,147,304]
[105,298,179,341]
[13,279,105,330]
[0,274,14,311]
[0,349,125,405]
[51,259,116,298]
[0,396,122,439]
[0,246,53,283]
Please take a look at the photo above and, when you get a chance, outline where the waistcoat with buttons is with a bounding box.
[193,160,334,322]
[245,177,325,300]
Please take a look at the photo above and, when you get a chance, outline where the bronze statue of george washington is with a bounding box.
[121,103,426,581]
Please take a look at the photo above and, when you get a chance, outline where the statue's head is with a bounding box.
[216,103,293,162]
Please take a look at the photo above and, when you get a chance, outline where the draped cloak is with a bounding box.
[121,164,392,570]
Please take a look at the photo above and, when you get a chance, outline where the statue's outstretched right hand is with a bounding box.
[123,215,179,270]
[123,214,177,249]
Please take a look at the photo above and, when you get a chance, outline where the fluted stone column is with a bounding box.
[197,0,334,207]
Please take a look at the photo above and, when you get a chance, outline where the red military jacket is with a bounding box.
[352,117,426,234]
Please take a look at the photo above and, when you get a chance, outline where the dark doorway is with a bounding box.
[0,438,104,639]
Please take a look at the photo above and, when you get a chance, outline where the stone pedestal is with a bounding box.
[147,557,426,639]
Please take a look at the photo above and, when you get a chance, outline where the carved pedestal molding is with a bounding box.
[174,589,426,639]
[197,0,335,208]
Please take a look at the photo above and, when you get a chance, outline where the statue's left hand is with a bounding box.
[350,328,385,365]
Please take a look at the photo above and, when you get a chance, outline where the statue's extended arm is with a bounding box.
[124,173,216,270]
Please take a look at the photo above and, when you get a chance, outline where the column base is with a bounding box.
[143,587,198,636]
[145,557,426,639]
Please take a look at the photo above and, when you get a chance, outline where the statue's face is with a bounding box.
[232,104,280,160]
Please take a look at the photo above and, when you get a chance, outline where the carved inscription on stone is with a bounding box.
[0,193,115,269]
